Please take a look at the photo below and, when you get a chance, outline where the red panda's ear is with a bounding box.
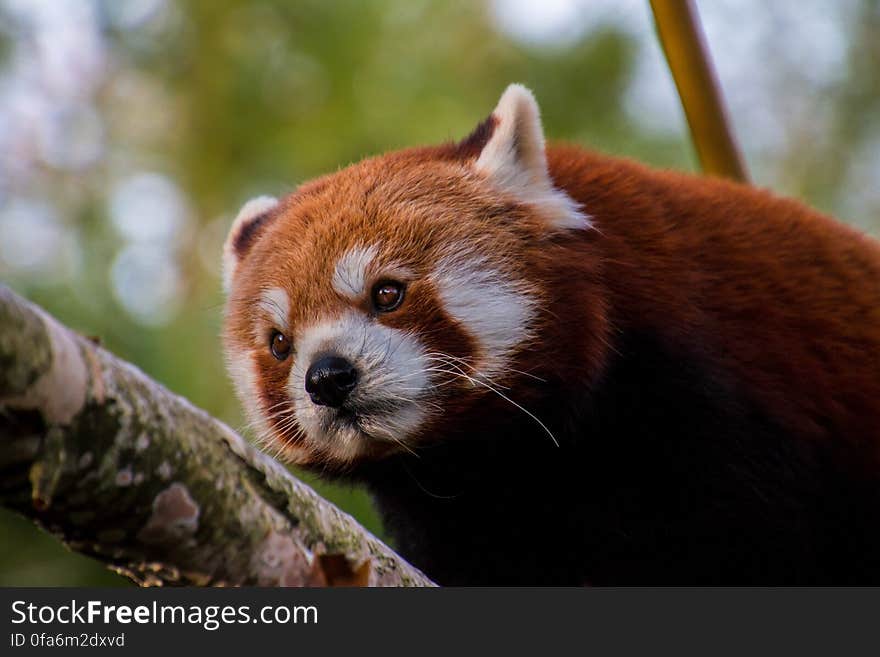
[222,195,278,293]
[472,84,590,231]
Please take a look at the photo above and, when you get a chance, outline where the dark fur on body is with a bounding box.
[353,329,880,585]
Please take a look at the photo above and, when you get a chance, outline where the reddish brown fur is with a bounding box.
[544,146,880,464]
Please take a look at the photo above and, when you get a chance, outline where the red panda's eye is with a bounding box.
[270,330,292,361]
[372,281,405,312]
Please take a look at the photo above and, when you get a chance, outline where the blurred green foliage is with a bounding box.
[0,0,877,585]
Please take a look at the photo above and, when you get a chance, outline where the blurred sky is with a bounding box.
[1,0,878,585]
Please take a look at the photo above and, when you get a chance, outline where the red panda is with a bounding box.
[222,84,880,585]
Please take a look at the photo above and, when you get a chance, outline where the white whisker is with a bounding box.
[423,352,559,447]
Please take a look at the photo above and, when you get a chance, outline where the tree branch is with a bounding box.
[0,285,434,587]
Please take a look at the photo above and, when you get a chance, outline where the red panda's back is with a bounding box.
[548,145,880,458]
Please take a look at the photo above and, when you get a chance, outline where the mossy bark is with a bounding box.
[0,286,434,587]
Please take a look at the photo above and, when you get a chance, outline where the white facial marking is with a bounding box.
[475,84,590,232]
[222,195,279,293]
[289,310,429,462]
[258,287,290,335]
[431,254,535,381]
[225,350,267,436]
[332,245,378,300]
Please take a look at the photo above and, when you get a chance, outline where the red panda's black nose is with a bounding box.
[305,356,358,408]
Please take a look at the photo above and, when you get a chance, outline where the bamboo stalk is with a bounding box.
[650,0,750,182]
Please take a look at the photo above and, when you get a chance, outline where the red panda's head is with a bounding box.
[222,84,602,470]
